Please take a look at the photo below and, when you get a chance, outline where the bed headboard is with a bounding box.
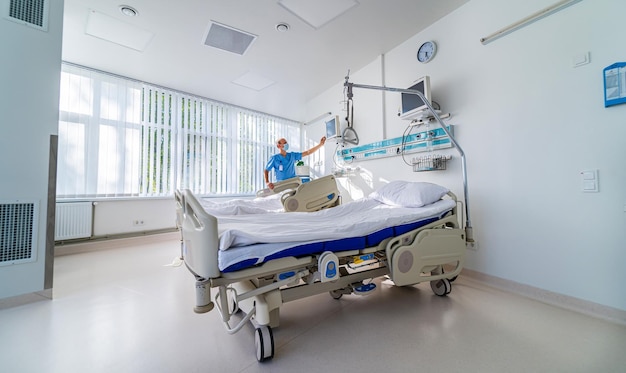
[181,189,220,279]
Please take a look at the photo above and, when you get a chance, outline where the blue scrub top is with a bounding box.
[265,152,302,181]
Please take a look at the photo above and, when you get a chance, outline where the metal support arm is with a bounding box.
[344,76,474,242]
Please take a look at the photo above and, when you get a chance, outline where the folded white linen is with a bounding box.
[200,194,284,216]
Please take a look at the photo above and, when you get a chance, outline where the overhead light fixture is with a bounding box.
[480,0,582,45]
[119,5,138,17]
[275,23,290,32]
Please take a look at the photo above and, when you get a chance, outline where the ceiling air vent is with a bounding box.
[203,21,256,55]
[4,0,49,31]
[1,201,39,266]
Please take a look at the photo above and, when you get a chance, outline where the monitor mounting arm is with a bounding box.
[343,73,474,243]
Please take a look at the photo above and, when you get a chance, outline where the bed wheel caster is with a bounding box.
[329,289,344,299]
[329,286,353,299]
[255,325,274,362]
[430,278,452,296]
[440,267,458,282]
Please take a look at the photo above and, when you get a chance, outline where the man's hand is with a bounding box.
[302,137,327,156]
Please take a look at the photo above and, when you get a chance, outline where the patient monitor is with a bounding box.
[325,115,341,140]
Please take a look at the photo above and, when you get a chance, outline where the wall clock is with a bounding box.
[417,40,437,63]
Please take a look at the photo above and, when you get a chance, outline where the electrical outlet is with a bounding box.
[466,241,478,251]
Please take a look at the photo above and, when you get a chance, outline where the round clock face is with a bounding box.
[417,41,437,63]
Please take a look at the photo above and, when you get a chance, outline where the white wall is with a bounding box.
[0,1,64,299]
[92,199,176,236]
[306,0,626,312]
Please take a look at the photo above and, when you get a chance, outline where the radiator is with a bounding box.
[55,202,93,240]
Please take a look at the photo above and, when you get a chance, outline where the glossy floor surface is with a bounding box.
[1,234,625,372]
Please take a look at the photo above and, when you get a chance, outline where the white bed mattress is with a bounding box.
[216,197,456,271]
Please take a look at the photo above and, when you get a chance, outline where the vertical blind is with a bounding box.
[57,63,301,198]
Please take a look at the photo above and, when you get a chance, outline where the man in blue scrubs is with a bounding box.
[264,136,326,189]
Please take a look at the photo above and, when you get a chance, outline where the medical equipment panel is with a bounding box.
[337,125,453,162]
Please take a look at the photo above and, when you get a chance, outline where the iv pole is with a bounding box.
[343,73,474,244]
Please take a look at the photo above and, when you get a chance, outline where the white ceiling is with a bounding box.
[62,0,469,121]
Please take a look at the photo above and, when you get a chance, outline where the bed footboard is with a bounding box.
[386,222,465,287]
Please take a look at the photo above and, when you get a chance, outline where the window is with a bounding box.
[57,64,300,198]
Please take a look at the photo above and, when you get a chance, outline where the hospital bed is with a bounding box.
[177,181,466,361]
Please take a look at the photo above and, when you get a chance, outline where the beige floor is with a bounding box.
[1,234,625,373]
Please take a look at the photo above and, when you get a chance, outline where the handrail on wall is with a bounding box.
[344,75,474,243]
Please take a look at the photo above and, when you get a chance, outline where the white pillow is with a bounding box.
[369,181,449,207]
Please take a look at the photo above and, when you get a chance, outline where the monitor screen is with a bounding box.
[400,76,431,120]
[325,115,340,139]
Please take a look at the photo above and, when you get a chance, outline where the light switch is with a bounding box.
[580,169,598,192]
[572,52,590,67]
[581,171,595,180]
[583,181,597,191]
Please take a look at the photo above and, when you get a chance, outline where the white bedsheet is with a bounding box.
[200,194,284,216]
[216,197,456,251]
[216,197,456,270]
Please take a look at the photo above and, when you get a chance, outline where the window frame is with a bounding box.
[57,63,301,200]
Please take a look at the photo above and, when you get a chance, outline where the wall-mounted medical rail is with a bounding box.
[337,125,453,162]
[343,75,474,243]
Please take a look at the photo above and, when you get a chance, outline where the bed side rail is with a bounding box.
[181,189,220,280]
[444,191,462,227]
[281,174,340,212]
[256,176,302,197]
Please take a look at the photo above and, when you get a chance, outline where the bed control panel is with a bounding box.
[318,251,339,282]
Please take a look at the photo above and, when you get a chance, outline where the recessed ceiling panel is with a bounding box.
[278,0,359,29]
[232,72,275,91]
[85,10,154,52]
[203,21,257,55]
